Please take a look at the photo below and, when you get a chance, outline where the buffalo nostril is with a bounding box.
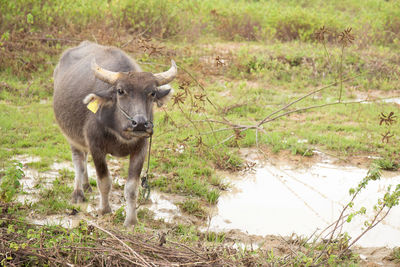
[144,122,153,129]
[132,120,138,127]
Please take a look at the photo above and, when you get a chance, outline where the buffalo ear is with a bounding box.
[155,84,174,107]
[83,88,114,106]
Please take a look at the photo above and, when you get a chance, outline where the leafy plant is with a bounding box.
[374,157,399,171]
[0,162,24,202]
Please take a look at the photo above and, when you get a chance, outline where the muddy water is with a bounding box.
[12,155,182,226]
[210,161,400,248]
[358,97,400,105]
[11,154,400,247]
[383,97,400,105]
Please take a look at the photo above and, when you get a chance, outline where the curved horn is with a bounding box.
[154,60,177,86]
[91,58,120,84]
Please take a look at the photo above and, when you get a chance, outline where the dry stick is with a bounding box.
[200,118,256,129]
[313,184,364,264]
[311,213,350,245]
[316,206,392,267]
[88,222,151,267]
[200,126,244,135]
[322,41,332,67]
[177,104,202,136]
[338,45,345,102]
[176,64,223,143]
[167,240,209,261]
[218,99,369,145]
[176,63,221,111]
[346,205,391,250]
[257,75,360,127]
[278,236,299,260]
[15,249,69,266]
[261,99,368,125]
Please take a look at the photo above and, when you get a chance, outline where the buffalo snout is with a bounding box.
[129,115,153,134]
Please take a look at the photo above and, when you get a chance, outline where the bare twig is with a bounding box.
[176,63,221,111]
[87,221,151,267]
[257,75,360,127]
[167,240,209,261]
[346,205,391,250]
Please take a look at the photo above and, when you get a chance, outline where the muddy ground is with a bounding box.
[12,149,400,267]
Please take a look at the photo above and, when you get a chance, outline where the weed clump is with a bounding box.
[0,163,23,202]
[178,199,207,219]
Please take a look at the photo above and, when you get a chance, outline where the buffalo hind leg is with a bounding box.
[82,152,92,192]
[71,145,90,203]
[92,152,112,215]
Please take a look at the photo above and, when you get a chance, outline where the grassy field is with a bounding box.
[1,0,400,265]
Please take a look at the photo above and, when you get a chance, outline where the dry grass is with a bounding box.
[0,201,245,267]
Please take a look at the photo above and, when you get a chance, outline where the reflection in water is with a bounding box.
[211,163,400,247]
[146,192,181,223]
[31,215,82,229]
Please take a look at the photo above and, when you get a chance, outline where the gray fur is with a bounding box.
[53,41,175,227]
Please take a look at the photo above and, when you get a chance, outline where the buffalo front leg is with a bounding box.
[124,143,147,227]
[71,145,90,203]
[92,152,112,215]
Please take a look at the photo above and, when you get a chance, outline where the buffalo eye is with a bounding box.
[150,91,156,98]
[117,88,125,95]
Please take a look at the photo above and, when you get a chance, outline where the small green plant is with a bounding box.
[33,178,74,214]
[205,231,225,242]
[113,206,126,224]
[0,162,24,202]
[374,157,399,171]
[58,168,74,180]
[173,224,199,241]
[178,199,207,219]
[390,247,400,263]
[89,178,97,187]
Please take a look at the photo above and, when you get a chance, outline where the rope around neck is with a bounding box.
[137,135,152,209]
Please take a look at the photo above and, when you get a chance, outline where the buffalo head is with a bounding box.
[83,59,177,140]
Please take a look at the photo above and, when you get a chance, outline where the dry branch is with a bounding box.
[0,202,240,266]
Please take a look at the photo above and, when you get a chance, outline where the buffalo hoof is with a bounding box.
[123,216,137,228]
[83,183,92,193]
[98,205,111,215]
[71,189,85,203]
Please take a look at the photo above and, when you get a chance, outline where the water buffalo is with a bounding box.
[53,41,176,227]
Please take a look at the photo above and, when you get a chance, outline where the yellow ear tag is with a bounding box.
[87,99,100,113]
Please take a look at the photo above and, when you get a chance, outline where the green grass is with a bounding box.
[177,199,207,219]
[2,0,400,46]
[0,1,399,265]
[1,40,399,202]
[0,103,71,170]
[32,178,75,215]
[374,157,400,171]
[0,162,24,202]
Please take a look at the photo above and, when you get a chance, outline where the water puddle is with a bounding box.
[211,162,400,248]
[145,192,181,223]
[383,98,400,105]
[357,97,400,105]
[31,215,82,229]
[10,155,182,226]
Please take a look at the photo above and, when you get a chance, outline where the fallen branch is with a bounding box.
[87,221,151,267]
